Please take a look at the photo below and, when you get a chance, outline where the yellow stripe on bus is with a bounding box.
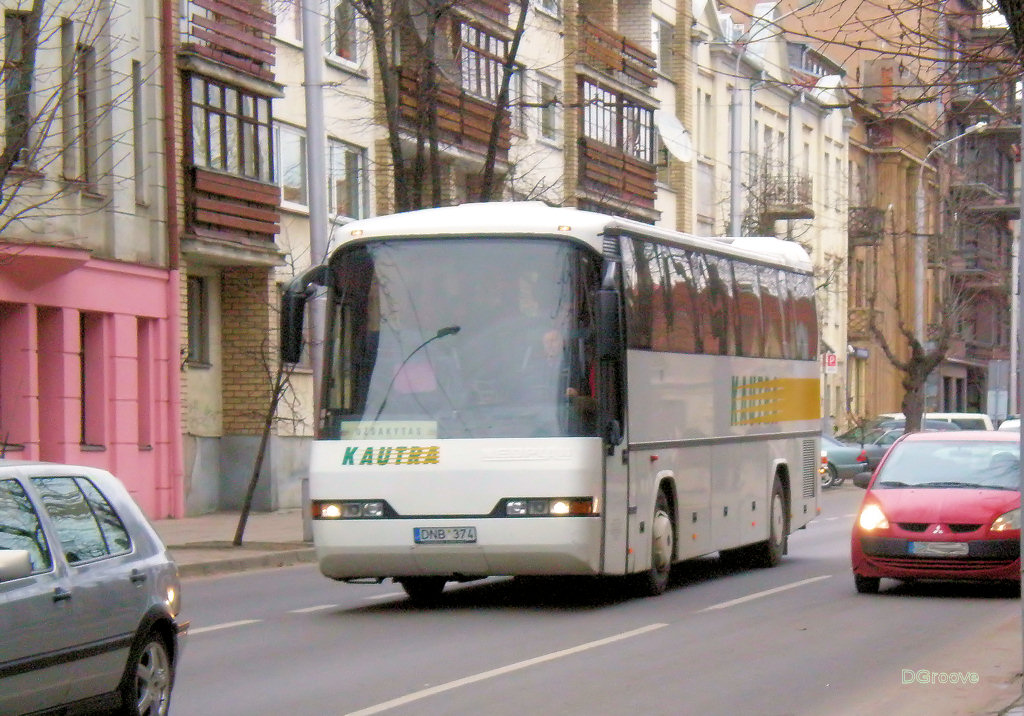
[731,377,820,425]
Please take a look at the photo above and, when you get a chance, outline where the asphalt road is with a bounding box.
[171,486,1022,716]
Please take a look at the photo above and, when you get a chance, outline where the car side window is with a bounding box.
[31,476,131,564]
[0,478,54,571]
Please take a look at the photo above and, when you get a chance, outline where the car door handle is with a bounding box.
[130,569,147,584]
[52,587,72,602]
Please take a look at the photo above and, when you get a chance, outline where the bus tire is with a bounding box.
[749,476,787,568]
[636,489,674,596]
[398,577,447,604]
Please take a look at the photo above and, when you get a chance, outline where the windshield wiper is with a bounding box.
[876,480,912,488]
[912,481,987,489]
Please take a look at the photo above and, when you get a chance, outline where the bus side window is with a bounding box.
[759,267,786,359]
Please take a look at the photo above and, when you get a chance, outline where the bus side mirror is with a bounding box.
[280,290,307,364]
[280,265,328,364]
[597,288,622,361]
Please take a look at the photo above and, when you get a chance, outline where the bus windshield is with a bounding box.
[321,238,601,440]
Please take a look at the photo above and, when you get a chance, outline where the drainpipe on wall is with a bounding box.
[161,0,184,517]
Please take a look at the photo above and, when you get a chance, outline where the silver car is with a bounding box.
[0,460,187,715]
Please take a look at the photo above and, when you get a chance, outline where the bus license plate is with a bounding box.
[909,541,968,557]
[414,527,477,544]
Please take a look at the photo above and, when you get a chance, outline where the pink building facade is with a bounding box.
[0,244,183,518]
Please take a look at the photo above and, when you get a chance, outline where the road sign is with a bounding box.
[824,352,838,374]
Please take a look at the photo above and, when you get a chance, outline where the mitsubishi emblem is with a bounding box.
[932,524,944,535]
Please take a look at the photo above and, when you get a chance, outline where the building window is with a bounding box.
[652,17,673,75]
[535,0,560,17]
[137,318,154,448]
[190,76,274,184]
[327,138,367,220]
[4,11,33,167]
[328,0,359,63]
[509,64,526,131]
[460,24,506,102]
[275,124,307,206]
[187,276,210,366]
[273,0,303,43]
[76,43,97,186]
[581,80,654,163]
[80,312,105,447]
[538,74,560,141]
[132,60,146,203]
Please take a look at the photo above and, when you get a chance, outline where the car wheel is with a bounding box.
[827,464,842,487]
[747,476,787,568]
[118,630,173,716]
[636,489,674,596]
[399,576,447,604]
[820,464,833,489]
[854,574,880,594]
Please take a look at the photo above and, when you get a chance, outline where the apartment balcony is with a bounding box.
[848,307,880,341]
[577,17,657,94]
[183,167,282,266]
[966,339,1007,363]
[848,206,885,248]
[458,0,510,26]
[948,83,1002,117]
[761,173,814,221]
[951,164,1019,218]
[948,245,1008,291]
[577,137,657,212]
[396,67,511,162]
[181,0,276,82]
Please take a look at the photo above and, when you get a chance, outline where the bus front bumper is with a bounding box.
[313,516,604,579]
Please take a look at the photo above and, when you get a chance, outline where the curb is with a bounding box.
[172,546,317,578]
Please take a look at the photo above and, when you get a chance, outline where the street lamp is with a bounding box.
[913,120,987,343]
[728,0,820,236]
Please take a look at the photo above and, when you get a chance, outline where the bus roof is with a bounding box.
[330,202,813,272]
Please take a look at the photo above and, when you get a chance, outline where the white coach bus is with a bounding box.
[281,202,821,602]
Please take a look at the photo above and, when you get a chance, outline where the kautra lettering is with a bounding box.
[341,446,440,466]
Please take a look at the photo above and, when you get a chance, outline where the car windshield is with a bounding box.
[874,441,1021,490]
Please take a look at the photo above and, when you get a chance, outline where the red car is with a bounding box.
[851,430,1020,594]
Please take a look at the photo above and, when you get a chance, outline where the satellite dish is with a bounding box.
[654,109,693,163]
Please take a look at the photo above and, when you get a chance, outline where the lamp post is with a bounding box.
[913,120,987,343]
[728,0,819,236]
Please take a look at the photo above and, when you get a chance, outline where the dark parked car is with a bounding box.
[0,460,187,715]
[820,434,868,488]
[851,431,1020,594]
[836,418,960,444]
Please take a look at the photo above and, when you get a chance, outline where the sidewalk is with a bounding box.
[151,508,316,578]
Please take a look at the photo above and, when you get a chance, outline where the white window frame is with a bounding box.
[537,74,561,142]
[326,0,361,65]
[275,123,308,207]
[327,138,367,220]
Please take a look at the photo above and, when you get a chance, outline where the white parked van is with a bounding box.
[877,412,994,431]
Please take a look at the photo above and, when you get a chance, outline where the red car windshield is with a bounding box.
[874,441,1020,490]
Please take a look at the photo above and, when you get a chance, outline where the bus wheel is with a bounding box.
[636,489,674,596]
[399,577,447,604]
[749,476,787,568]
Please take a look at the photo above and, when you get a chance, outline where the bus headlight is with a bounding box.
[992,508,1020,532]
[503,497,597,516]
[313,500,385,519]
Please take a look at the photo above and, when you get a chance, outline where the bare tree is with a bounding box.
[351,0,530,211]
[865,196,973,433]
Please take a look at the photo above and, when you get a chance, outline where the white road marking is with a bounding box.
[699,575,832,612]
[289,604,339,614]
[190,619,262,635]
[364,592,405,601]
[343,623,668,715]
